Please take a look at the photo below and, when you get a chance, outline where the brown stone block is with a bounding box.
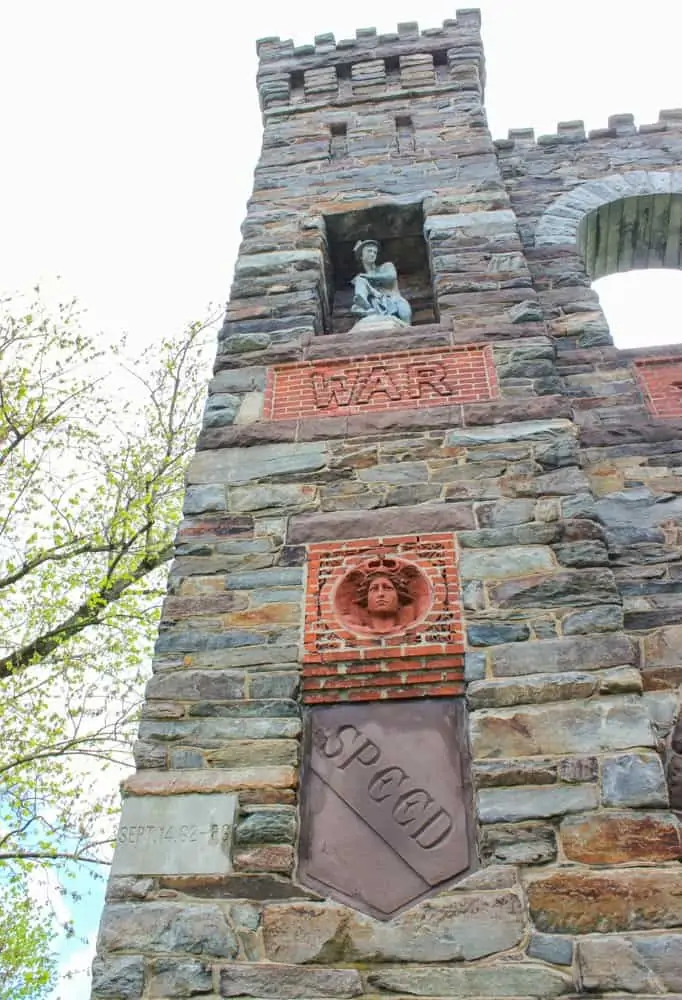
[198,421,299,448]
[219,963,362,999]
[233,845,294,872]
[462,395,572,427]
[206,740,299,769]
[561,810,682,864]
[224,603,301,627]
[287,503,475,544]
[262,891,525,964]
[528,868,682,933]
[123,767,297,796]
[159,873,310,900]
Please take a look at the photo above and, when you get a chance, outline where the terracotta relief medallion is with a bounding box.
[303,535,463,663]
[299,699,475,919]
[332,554,432,638]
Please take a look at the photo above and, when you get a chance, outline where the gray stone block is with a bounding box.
[602,752,669,808]
[91,955,145,998]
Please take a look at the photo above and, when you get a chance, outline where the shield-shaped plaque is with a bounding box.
[298,699,475,919]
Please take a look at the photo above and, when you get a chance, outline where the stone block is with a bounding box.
[123,767,296,796]
[99,903,238,956]
[459,545,555,580]
[146,670,245,702]
[602,751,669,807]
[478,783,598,823]
[219,964,362,998]
[148,960,213,997]
[229,483,318,512]
[235,807,297,845]
[480,823,557,865]
[111,794,237,876]
[489,568,619,608]
[187,441,328,485]
[471,699,654,758]
[577,936,666,993]
[367,964,572,997]
[561,810,682,864]
[489,632,636,676]
[527,932,573,966]
[635,934,682,991]
[467,622,530,646]
[528,869,682,933]
[262,892,525,963]
[91,955,145,999]
[467,672,597,709]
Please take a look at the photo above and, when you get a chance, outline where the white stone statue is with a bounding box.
[350,240,411,327]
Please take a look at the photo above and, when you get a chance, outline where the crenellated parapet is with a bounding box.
[256,10,485,113]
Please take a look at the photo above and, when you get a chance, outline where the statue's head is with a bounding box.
[352,557,413,612]
[353,239,380,268]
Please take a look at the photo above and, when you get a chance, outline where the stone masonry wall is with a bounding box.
[91,11,682,1000]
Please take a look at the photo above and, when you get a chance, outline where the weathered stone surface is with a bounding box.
[287,502,476,543]
[367,963,572,997]
[445,419,574,446]
[148,960,213,998]
[219,964,362,998]
[561,810,682,863]
[91,955,145,999]
[528,869,682,932]
[480,823,557,865]
[467,672,597,709]
[158,873,309,900]
[229,483,317,512]
[124,767,296,796]
[635,934,682,990]
[527,932,573,966]
[466,622,530,646]
[471,699,654,758]
[642,624,682,668]
[474,758,557,787]
[187,441,328,485]
[235,808,296,845]
[99,903,238,956]
[602,751,669,807]
[490,568,619,608]
[489,632,635,676]
[478,783,598,823]
[577,936,663,993]
[206,740,298,768]
[459,545,555,580]
[262,892,525,963]
[146,670,245,702]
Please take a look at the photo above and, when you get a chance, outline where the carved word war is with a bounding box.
[265,345,497,420]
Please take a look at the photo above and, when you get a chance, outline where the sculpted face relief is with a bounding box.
[333,554,430,638]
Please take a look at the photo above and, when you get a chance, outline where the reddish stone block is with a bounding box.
[561,811,682,864]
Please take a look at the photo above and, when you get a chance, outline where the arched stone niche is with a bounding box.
[535,170,682,278]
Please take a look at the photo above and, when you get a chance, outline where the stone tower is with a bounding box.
[91,10,682,999]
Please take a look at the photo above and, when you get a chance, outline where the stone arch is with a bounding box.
[535,170,682,278]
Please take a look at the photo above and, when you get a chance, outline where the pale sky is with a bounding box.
[0,2,680,997]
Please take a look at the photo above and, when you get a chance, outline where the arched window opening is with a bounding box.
[578,193,682,349]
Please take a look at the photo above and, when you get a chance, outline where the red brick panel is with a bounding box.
[265,345,498,421]
[301,534,464,703]
[634,358,682,418]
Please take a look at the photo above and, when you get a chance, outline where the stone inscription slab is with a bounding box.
[111,793,237,876]
[299,700,474,918]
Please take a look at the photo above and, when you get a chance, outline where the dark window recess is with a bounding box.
[395,115,416,154]
[330,123,348,159]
